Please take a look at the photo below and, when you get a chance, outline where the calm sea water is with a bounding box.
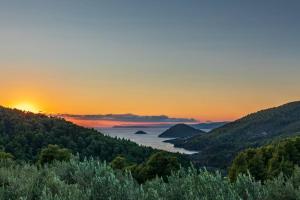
[97,127,202,154]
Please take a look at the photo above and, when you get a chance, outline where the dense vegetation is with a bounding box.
[159,124,205,138]
[192,122,228,130]
[1,143,182,184]
[229,136,300,182]
[38,144,72,165]
[110,151,181,183]
[0,157,299,200]
[170,101,300,169]
[0,106,180,164]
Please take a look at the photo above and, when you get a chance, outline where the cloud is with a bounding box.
[56,113,197,123]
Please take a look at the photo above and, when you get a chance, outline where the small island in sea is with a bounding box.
[134,130,147,135]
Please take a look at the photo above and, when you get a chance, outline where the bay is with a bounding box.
[98,127,200,154]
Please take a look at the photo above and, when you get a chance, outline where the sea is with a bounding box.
[97,127,210,154]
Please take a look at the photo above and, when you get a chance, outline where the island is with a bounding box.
[158,124,205,138]
[134,130,147,135]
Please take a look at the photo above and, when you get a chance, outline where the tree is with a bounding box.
[0,151,14,160]
[110,156,128,170]
[131,152,180,183]
[229,136,300,181]
[38,144,71,165]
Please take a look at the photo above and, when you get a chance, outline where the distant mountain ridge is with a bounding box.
[113,125,172,128]
[112,121,228,130]
[159,124,205,138]
[169,101,300,169]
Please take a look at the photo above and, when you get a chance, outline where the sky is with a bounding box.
[0,0,300,126]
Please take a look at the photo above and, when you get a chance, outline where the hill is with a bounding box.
[170,101,300,169]
[191,122,228,130]
[158,124,205,138]
[0,106,158,163]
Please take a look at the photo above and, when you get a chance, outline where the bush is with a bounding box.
[38,144,72,165]
[0,151,14,160]
[130,152,180,183]
[110,156,128,170]
[0,157,300,199]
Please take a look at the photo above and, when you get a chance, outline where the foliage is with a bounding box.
[229,136,300,181]
[0,106,167,164]
[0,157,300,199]
[172,101,300,169]
[38,144,72,165]
[129,152,180,183]
[110,152,180,183]
[110,156,129,170]
[0,151,14,160]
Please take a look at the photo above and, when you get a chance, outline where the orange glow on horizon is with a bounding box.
[61,116,202,128]
[11,102,40,113]
[2,92,295,128]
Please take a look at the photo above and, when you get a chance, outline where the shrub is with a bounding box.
[0,151,14,160]
[0,157,300,199]
[38,144,72,165]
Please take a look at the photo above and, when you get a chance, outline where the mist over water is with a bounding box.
[98,127,200,154]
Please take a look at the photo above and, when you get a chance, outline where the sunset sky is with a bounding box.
[1,1,300,126]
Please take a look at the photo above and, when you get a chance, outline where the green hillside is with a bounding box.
[171,101,300,169]
[0,106,157,163]
[192,122,228,130]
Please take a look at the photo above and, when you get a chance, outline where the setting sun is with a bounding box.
[13,103,40,113]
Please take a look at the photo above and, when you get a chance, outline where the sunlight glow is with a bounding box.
[13,102,40,113]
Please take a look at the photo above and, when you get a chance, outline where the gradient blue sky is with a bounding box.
[0,0,299,122]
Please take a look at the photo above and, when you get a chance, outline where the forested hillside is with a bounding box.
[0,106,158,163]
[192,122,228,130]
[171,101,300,169]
